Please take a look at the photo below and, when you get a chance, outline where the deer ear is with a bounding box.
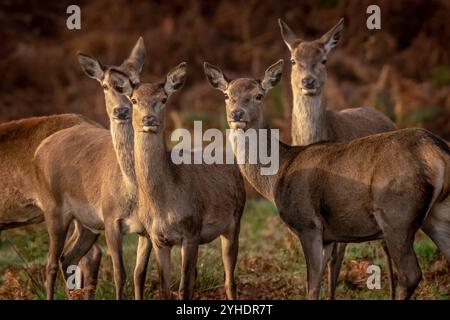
[109,69,133,97]
[121,36,146,85]
[203,62,228,92]
[278,19,299,51]
[78,52,105,81]
[319,18,344,54]
[261,60,283,91]
[164,62,187,95]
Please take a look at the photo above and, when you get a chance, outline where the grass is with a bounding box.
[0,198,449,300]
[430,65,450,87]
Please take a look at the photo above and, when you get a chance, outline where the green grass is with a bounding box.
[430,65,450,87]
[0,198,448,299]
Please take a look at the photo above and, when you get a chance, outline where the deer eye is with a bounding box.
[255,94,263,101]
[322,59,327,65]
[290,59,296,65]
[102,84,108,90]
[131,98,137,104]
[224,93,229,100]
[161,98,167,104]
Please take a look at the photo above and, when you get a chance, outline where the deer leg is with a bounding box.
[299,229,329,299]
[152,242,172,299]
[220,222,240,300]
[62,221,102,299]
[105,221,126,300]
[79,244,102,300]
[327,242,346,300]
[179,238,199,300]
[383,234,421,300]
[60,225,100,298]
[134,234,152,300]
[45,207,71,300]
[381,240,396,300]
[422,208,450,262]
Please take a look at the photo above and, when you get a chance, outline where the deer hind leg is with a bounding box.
[373,207,422,300]
[381,240,396,299]
[383,233,421,300]
[60,222,100,299]
[220,221,241,300]
[327,242,346,300]
[105,221,126,300]
[152,242,172,299]
[134,234,152,300]
[63,221,102,299]
[179,238,199,300]
[79,244,102,300]
[422,202,450,262]
[298,229,331,300]
[45,206,71,300]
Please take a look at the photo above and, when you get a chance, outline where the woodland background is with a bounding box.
[0,0,449,299]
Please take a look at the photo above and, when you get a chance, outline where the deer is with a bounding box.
[32,37,151,300]
[108,62,246,300]
[278,18,397,299]
[204,59,450,300]
[0,114,103,299]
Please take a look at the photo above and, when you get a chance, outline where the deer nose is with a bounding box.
[231,110,245,122]
[142,115,159,127]
[113,107,130,120]
[302,76,316,89]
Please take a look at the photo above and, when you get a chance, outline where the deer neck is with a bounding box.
[229,122,293,203]
[291,84,329,146]
[134,128,173,220]
[110,121,136,192]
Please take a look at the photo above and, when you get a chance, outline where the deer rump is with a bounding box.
[0,114,97,229]
[275,128,450,243]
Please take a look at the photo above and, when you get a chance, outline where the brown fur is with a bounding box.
[279,18,397,299]
[0,113,103,299]
[32,38,151,300]
[109,63,246,300]
[205,63,450,300]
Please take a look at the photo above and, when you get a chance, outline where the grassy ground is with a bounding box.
[0,198,449,300]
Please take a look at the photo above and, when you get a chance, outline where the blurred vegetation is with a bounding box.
[1,198,449,300]
[0,0,449,139]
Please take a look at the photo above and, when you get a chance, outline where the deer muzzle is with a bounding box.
[142,115,160,133]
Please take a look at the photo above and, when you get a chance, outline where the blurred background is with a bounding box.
[1,0,450,141]
[0,0,449,299]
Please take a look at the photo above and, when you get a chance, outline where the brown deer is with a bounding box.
[33,38,151,300]
[278,18,397,299]
[108,63,246,300]
[0,114,103,299]
[204,60,450,300]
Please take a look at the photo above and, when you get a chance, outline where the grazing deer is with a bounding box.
[0,114,102,299]
[108,63,246,300]
[204,60,450,300]
[278,18,397,299]
[33,37,151,300]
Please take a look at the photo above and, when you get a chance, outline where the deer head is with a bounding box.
[77,37,146,124]
[278,18,344,96]
[108,62,187,133]
[204,60,283,130]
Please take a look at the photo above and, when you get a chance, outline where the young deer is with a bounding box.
[0,114,102,299]
[109,63,246,300]
[33,38,151,300]
[204,60,450,300]
[279,18,397,299]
